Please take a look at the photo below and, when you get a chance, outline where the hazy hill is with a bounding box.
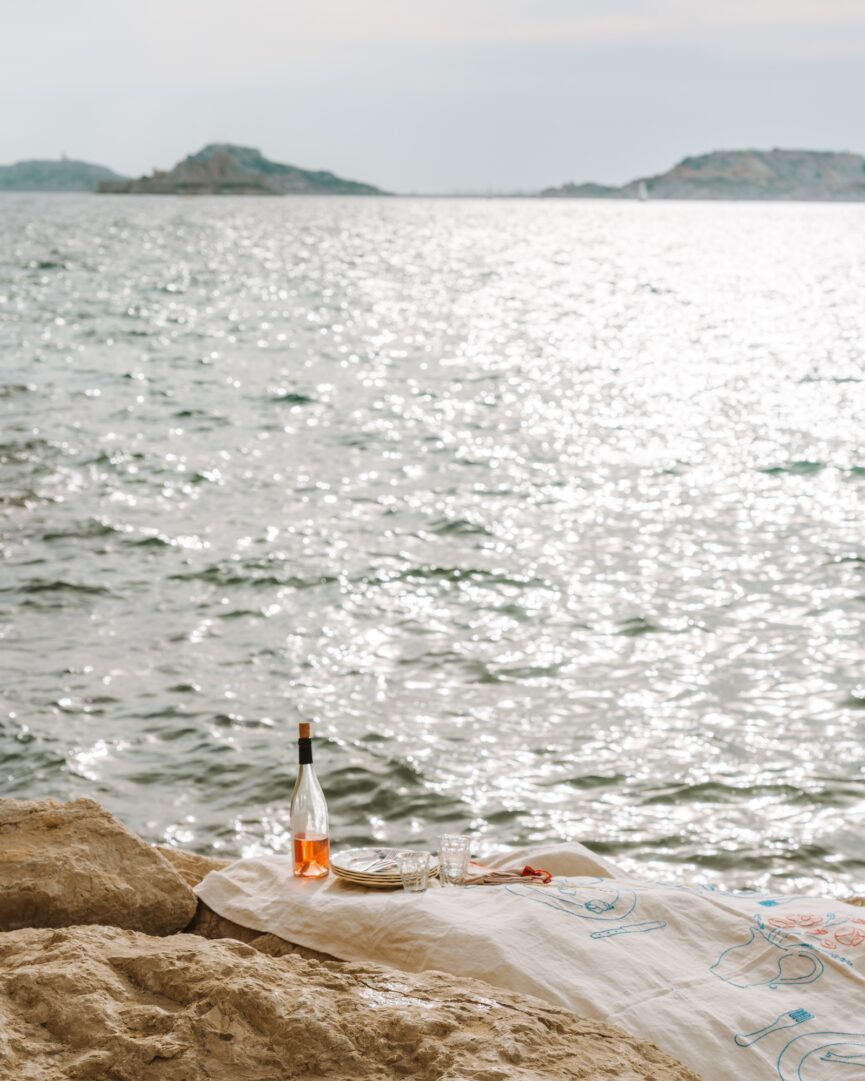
[542,149,865,201]
[0,158,126,192]
[99,144,386,195]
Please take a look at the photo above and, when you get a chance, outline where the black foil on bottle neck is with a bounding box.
[298,737,313,765]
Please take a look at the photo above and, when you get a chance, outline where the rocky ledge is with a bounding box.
[0,796,196,935]
[0,797,702,1079]
[0,925,702,1081]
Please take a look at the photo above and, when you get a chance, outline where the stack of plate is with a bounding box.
[330,847,438,888]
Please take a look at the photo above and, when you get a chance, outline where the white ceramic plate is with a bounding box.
[330,847,439,887]
[333,869,403,881]
[332,871,403,888]
[331,847,437,874]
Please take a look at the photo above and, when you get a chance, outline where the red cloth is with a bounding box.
[521,865,553,884]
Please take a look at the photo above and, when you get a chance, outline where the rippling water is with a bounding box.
[1,193,864,895]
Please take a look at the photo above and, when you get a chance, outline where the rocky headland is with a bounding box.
[542,148,865,201]
[0,157,126,192]
[0,796,704,1080]
[98,144,386,196]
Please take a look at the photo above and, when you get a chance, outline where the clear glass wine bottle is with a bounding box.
[290,722,330,878]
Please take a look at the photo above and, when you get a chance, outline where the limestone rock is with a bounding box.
[154,845,233,889]
[0,798,196,935]
[248,929,337,963]
[0,925,704,1081]
[186,899,263,944]
[189,896,337,962]
[152,847,262,944]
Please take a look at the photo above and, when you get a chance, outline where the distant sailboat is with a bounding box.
[637,180,649,201]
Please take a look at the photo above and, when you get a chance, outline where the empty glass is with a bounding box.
[438,833,471,887]
[398,851,431,892]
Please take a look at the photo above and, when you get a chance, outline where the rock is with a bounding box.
[152,846,260,942]
[151,846,334,957]
[0,925,704,1081]
[154,845,233,889]
[248,930,336,963]
[0,798,196,936]
[188,894,338,963]
[154,846,336,959]
[186,899,263,944]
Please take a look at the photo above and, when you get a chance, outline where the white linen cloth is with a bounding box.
[195,843,865,1081]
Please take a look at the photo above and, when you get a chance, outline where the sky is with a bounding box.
[2,0,865,193]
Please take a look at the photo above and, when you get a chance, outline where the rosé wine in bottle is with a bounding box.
[290,722,329,878]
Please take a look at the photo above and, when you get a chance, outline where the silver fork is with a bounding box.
[358,849,394,872]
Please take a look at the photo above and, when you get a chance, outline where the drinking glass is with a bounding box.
[438,834,471,887]
[398,851,431,893]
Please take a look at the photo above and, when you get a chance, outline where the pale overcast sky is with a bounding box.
[2,0,865,192]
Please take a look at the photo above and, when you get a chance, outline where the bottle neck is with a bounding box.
[298,737,313,766]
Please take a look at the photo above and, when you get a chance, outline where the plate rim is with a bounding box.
[330,846,438,874]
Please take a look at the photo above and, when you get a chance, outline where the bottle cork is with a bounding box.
[299,722,311,739]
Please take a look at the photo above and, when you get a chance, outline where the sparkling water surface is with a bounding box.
[1,193,863,895]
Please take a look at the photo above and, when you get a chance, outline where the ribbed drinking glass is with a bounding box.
[398,851,431,892]
[438,834,470,887]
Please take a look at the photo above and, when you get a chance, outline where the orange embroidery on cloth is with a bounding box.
[768,913,824,930]
[834,926,865,948]
[767,912,865,951]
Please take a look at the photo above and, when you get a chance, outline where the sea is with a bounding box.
[1,193,863,896]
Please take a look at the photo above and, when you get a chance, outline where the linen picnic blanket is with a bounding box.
[195,843,865,1081]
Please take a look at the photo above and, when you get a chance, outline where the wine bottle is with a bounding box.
[290,721,330,878]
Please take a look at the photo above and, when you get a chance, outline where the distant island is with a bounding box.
[4,145,865,199]
[98,144,386,196]
[0,157,126,192]
[541,149,865,201]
